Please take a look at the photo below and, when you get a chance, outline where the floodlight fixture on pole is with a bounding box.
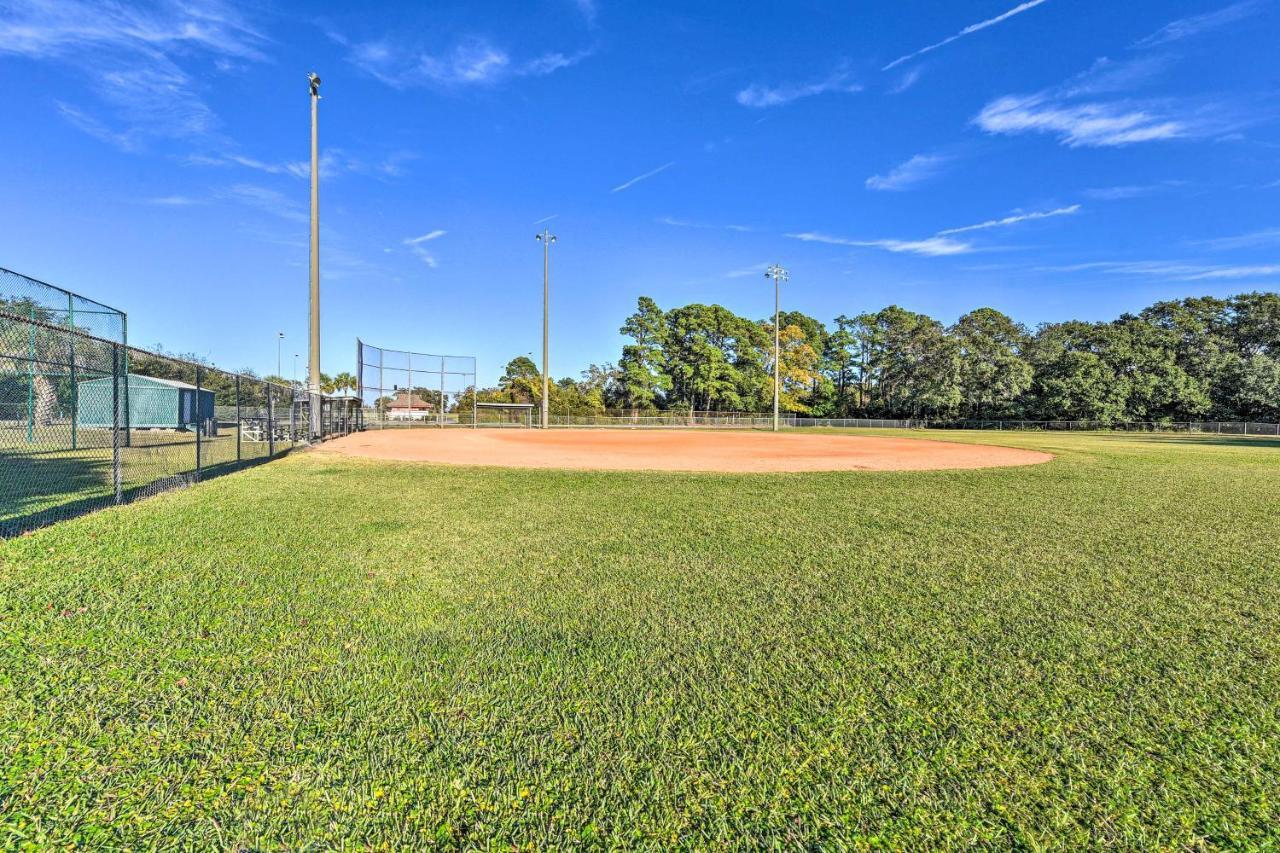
[307,71,322,439]
[276,331,284,380]
[765,264,789,432]
[536,228,557,429]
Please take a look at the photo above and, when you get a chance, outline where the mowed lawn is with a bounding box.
[1,431,1278,848]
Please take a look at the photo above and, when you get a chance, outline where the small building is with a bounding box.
[386,389,434,421]
[77,374,216,432]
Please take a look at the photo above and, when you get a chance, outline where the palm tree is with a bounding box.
[329,372,357,395]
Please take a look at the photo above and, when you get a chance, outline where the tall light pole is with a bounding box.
[536,228,557,429]
[765,264,789,432]
[293,354,299,389]
[276,332,284,380]
[307,71,322,438]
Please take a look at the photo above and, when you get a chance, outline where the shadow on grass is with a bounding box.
[0,446,294,538]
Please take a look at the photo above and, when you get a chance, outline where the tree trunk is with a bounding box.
[32,374,57,427]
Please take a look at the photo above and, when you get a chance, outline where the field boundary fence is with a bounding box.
[533,411,1279,435]
[1,266,357,537]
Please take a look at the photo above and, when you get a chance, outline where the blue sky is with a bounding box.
[1,0,1278,384]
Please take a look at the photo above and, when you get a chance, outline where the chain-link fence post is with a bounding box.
[112,343,122,505]
[267,384,275,456]
[68,292,78,451]
[235,374,242,463]
[194,364,202,480]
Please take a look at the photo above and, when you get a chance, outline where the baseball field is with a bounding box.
[1,429,1277,847]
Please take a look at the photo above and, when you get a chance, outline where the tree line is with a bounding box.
[474,292,1280,423]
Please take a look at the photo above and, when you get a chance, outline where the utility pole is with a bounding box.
[536,228,557,429]
[307,71,322,438]
[277,331,284,380]
[765,264,789,432]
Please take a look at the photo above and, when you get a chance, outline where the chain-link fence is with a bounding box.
[1,267,357,537]
[358,339,477,428]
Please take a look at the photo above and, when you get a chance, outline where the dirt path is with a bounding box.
[316,428,1053,473]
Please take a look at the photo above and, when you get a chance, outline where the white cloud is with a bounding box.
[1134,1,1261,49]
[724,262,770,279]
[937,204,1081,236]
[0,0,265,60]
[883,0,1050,71]
[349,37,591,89]
[402,230,445,266]
[787,232,974,257]
[222,184,307,223]
[889,67,924,94]
[658,216,753,232]
[1083,182,1184,200]
[1195,227,1280,251]
[611,162,674,193]
[573,0,597,25]
[975,93,1189,147]
[404,230,447,245]
[1039,260,1280,281]
[533,214,559,225]
[736,70,862,108]
[1,0,265,149]
[143,195,203,206]
[865,153,950,191]
[975,54,1245,148]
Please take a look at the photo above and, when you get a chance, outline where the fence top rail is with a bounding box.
[0,265,126,317]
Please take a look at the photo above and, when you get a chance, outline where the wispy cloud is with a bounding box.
[347,37,592,88]
[402,230,445,267]
[1039,260,1280,281]
[1134,1,1261,49]
[975,94,1192,147]
[975,55,1246,147]
[883,0,1050,71]
[611,162,674,193]
[724,262,771,279]
[533,214,559,225]
[188,149,393,181]
[736,69,862,108]
[1083,182,1186,200]
[1194,227,1280,251]
[572,0,597,25]
[658,216,752,232]
[405,229,447,245]
[787,232,974,257]
[1,0,265,150]
[889,67,924,94]
[142,195,203,206]
[222,184,308,223]
[937,204,1081,235]
[865,153,950,191]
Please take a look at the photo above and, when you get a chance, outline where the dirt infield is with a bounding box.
[317,429,1052,473]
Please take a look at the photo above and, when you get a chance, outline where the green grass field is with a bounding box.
[2,430,1278,848]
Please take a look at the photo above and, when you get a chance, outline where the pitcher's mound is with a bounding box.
[318,429,1052,473]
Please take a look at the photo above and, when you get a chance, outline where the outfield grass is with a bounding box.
[1,430,1278,847]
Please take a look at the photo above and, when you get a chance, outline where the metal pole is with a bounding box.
[235,374,242,463]
[112,343,122,504]
[764,264,788,433]
[194,365,202,480]
[277,332,283,380]
[536,229,556,429]
[773,272,779,433]
[439,359,445,428]
[68,293,77,450]
[26,303,34,443]
[122,316,131,447]
[267,384,275,457]
[543,233,549,429]
[308,72,322,440]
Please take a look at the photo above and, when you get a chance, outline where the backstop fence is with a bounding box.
[1,266,357,537]
[357,340,479,428]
